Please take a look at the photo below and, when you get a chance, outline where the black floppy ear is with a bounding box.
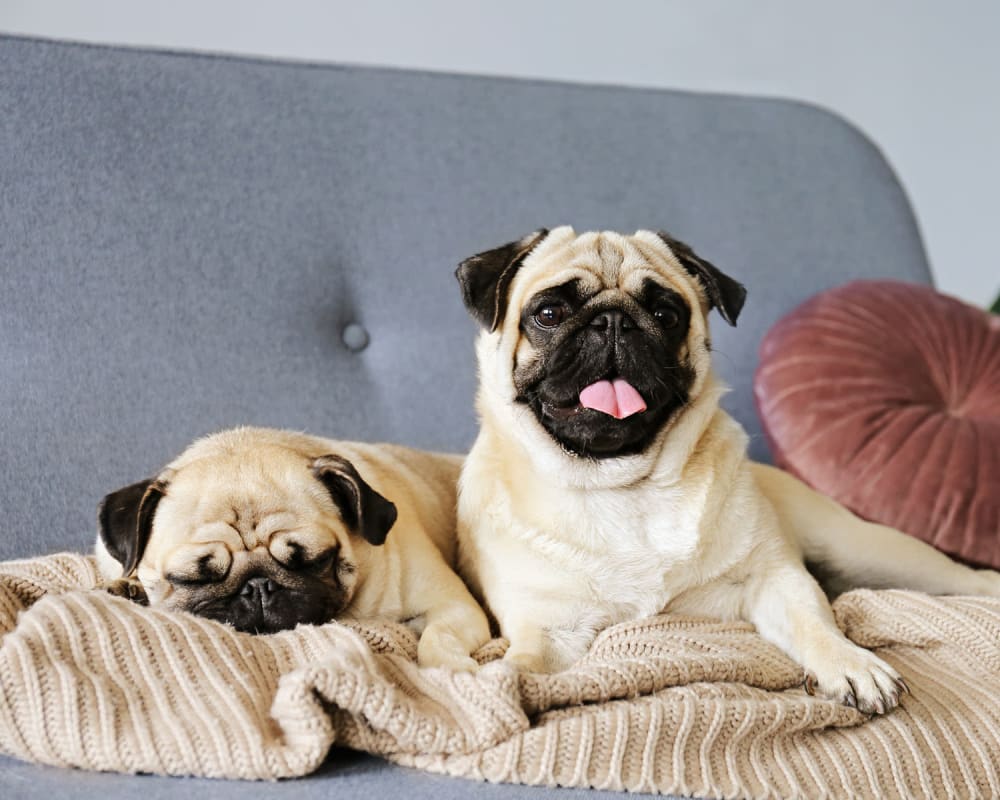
[656,231,747,326]
[97,478,167,576]
[312,455,398,546]
[455,228,550,331]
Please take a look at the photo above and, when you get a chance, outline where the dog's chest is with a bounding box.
[554,485,704,617]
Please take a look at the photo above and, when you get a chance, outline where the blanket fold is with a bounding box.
[1,553,998,799]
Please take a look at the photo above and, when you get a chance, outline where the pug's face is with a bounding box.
[98,430,397,634]
[457,227,746,459]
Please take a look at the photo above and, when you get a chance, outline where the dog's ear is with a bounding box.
[98,478,168,576]
[656,231,746,326]
[312,455,398,546]
[456,229,550,331]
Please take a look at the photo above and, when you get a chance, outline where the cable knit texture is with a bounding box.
[1,553,998,799]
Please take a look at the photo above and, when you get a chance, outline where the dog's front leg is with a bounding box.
[417,595,491,672]
[744,561,906,715]
[403,556,492,671]
[500,615,551,672]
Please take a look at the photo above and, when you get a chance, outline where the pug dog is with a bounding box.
[455,226,1000,713]
[96,427,490,670]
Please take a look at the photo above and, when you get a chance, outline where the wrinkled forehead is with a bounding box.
[162,454,320,521]
[514,229,698,303]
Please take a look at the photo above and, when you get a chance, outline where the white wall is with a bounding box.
[3,0,997,305]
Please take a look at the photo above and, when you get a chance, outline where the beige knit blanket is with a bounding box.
[1,554,998,799]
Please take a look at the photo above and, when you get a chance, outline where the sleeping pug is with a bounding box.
[95,427,490,670]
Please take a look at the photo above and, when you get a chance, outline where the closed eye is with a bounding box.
[275,541,338,572]
[166,553,228,586]
[166,573,214,587]
[304,549,337,573]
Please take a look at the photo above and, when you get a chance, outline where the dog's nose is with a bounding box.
[240,576,280,602]
[589,310,635,334]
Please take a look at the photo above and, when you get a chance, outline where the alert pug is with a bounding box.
[96,427,490,670]
[455,226,1000,714]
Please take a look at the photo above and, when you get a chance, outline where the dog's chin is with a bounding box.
[531,396,684,459]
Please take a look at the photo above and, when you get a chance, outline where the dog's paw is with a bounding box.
[101,578,149,606]
[417,628,479,672]
[420,651,480,672]
[503,648,546,673]
[804,642,907,715]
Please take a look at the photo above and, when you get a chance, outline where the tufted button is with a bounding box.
[341,322,370,352]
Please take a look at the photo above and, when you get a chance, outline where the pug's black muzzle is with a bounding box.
[517,301,695,459]
[193,572,346,634]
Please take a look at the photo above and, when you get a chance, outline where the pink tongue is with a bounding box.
[579,379,647,419]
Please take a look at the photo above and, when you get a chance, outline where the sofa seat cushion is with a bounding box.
[754,280,1000,568]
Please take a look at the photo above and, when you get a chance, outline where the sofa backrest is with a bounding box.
[0,35,931,559]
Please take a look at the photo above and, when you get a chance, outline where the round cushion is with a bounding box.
[754,280,1000,569]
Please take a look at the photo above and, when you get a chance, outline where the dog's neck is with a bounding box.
[477,362,731,492]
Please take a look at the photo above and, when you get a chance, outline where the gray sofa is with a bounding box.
[0,34,931,798]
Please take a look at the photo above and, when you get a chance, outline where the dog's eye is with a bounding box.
[165,547,231,586]
[654,307,680,328]
[534,304,567,329]
[304,549,337,573]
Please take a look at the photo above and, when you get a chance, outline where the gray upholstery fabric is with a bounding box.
[0,748,637,799]
[0,33,931,798]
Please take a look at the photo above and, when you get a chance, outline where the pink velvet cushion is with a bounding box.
[755,280,1000,569]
